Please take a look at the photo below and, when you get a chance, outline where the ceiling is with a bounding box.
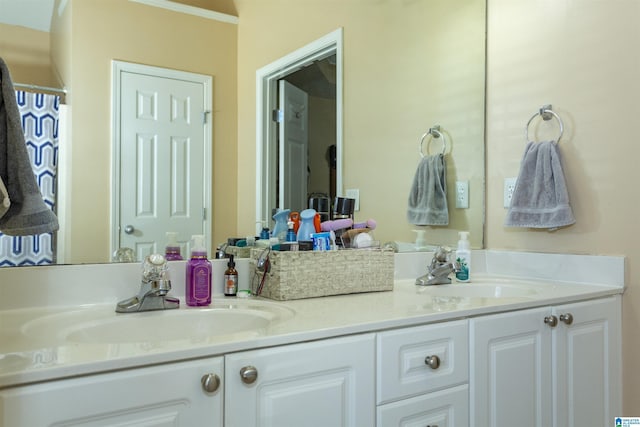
[0,0,57,32]
[0,0,237,33]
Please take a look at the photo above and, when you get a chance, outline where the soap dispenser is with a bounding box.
[186,234,212,306]
[455,231,471,282]
[412,229,427,250]
[164,232,183,261]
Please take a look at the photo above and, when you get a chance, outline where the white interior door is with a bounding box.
[278,80,309,212]
[117,68,208,261]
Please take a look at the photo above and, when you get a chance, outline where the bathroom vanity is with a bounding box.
[0,251,623,426]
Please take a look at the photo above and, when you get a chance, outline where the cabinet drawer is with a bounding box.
[377,383,469,427]
[377,319,468,404]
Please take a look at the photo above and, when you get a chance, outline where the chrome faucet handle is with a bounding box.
[141,254,169,282]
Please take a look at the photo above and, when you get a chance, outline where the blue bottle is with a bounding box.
[297,208,317,241]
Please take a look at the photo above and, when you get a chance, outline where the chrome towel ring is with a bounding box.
[419,125,447,157]
[525,104,564,144]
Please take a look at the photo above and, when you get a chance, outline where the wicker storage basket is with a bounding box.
[250,248,394,300]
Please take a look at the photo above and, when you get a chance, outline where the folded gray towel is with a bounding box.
[0,176,9,219]
[407,153,449,226]
[0,58,59,235]
[505,140,575,229]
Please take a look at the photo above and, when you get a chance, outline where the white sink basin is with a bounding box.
[419,283,540,299]
[20,300,295,344]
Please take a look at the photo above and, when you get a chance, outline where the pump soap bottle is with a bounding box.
[224,255,238,296]
[455,231,471,283]
[165,232,183,261]
[186,234,212,306]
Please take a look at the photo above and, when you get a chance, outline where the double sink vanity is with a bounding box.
[0,250,623,426]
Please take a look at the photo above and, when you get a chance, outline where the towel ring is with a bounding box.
[525,105,564,144]
[419,125,447,157]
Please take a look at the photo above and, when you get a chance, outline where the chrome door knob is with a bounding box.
[124,225,135,234]
[544,315,558,327]
[559,313,574,325]
[201,373,220,393]
[424,355,441,370]
[240,366,258,384]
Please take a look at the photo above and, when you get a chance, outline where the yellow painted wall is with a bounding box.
[486,0,639,413]
[0,23,56,87]
[55,0,237,263]
[235,0,486,248]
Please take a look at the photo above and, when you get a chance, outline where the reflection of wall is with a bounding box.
[307,96,336,199]
[485,0,639,413]
[0,23,56,86]
[235,0,486,248]
[49,0,237,263]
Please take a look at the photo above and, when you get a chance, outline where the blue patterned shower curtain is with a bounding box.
[0,91,60,267]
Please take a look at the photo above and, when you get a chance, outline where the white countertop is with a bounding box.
[0,268,623,390]
[0,250,626,389]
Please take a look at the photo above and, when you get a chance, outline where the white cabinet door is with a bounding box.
[0,357,224,427]
[470,307,553,427]
[225,333,375,427]
[552,295,622,427]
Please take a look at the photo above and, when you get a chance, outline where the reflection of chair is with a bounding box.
[113,247,135,263]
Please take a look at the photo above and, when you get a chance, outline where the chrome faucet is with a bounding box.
[415,246,459,286]
[116,254,180,313]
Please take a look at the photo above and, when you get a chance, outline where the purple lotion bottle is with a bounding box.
[164,232,183,261]
[186,234,212,306]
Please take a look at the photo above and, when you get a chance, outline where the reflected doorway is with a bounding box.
[276,57,337,213]
[256,28,343,231]
[111,61,213,261]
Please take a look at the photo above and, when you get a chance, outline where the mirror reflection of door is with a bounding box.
[278,80,309,213]
[275,55,337,214]
[116,65,210,261]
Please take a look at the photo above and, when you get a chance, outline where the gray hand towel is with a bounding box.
[407,153,449,226]
[0,176,9,219]
[0,57,59,235]
[504,140,575,229]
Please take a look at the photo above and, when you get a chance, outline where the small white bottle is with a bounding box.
[455,231,471,282]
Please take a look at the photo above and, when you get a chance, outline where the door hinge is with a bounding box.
[203,110,211,124]
[202,208,207,220]
[272,109,283,122]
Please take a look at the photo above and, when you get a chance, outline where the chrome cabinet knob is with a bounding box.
[544,315,558,327]
[124,225,135,234]
[240,366,258,384]
[559,313,574,325]
[201,373,220,393]
[424,355,441,370]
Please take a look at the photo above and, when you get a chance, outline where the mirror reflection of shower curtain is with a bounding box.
[0,91,59,266]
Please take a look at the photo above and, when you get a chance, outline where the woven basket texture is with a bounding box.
[250,248,394,300]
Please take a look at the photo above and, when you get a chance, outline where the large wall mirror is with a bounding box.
[1,0,485,268]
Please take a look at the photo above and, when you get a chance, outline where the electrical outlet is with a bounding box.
[346,188,360,211]
[504,177,517,208]
[455,180,469,209]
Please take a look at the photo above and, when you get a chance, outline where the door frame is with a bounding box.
[110,60,213,257]
[255,28,343,231]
